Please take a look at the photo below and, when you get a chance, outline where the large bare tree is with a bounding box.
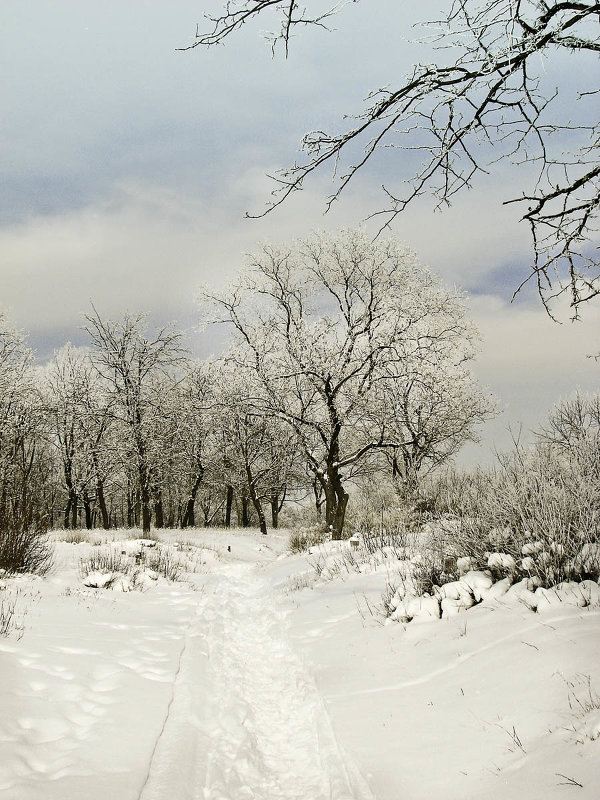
[186,1,600,316]
[203,229,491,538]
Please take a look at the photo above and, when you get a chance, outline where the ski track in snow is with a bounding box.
[142,564,375,800]
[336,609,600,699]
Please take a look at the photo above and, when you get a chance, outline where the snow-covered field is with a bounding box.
[1,527,599,799]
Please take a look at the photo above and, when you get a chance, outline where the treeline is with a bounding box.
[0,231,494,539]
[0,314,304,536]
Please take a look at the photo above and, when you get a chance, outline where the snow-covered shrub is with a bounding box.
[80,547,132,578]
[0,507,53,576]
[434,437,600,588]
[360,527,410,559]
[288,526,328,554]
[344,477,425,535]
[140,545,183,582]
[410,546,459,596]
[55,529,93,544]
[80,542,192,589]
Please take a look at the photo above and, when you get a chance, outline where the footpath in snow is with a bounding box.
[142,562,374,800]
[2,529,600,800]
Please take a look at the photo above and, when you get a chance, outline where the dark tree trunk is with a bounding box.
[154,493,164,529]
[240,490,249,527]
[313,476,325,519]
[225,485,234,528]
[83,490,93,530]
[182,497,195,528]
[64,495,72,529]
[70,490,78,529]
[127,491,134,528]
[270,492,279,529]
[182,469,204,528]
[270,487,286,528]
[140,483,152,534]
[246,464,267,535]
[323,467,349,541]
[96,480,110,530]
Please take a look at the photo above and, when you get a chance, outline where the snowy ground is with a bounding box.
[1,527,599,799]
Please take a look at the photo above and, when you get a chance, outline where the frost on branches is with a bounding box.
[188,1,600,316]
[203,229,493,538]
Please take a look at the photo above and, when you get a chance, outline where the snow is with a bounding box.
[0,527,599,799]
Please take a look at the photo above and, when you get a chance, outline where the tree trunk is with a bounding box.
[270,492,279,529]
[70,491,78,529]
[96,480,110,529]
[240,490,249,527]
[182,469,204,528]
[64,495,72,529]
[140,484,152,534]
[323,467,349,541]
[127,491,134,528]
[246,464,267,535]
[313,476,325,519]
[154,493,164,529]
[83,490,93,530]
[225,485,234,528]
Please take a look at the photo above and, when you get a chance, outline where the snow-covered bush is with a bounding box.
[79,542,190,590]
[427,425,600,588]
[0,508,53,576]
[410,549,458,596]
[360,527,410,559]
[288,526,329,554]
[80,547,133,578]
[140,545,183,582]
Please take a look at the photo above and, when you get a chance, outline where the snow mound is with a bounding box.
[456,556,473,575]
[487,552,516,572]
[580,711,600,741]
[459,570,493,601]
[502,578,538,610]
[390,593,440,623]
[82,571,117,589]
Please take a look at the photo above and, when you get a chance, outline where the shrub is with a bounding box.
[79,543,188,587]
[288,526,329,553]
[79,547,132,577]
[0,507,53,575]
[141,545,183,581]
[429,438,600,588]
[0,593,19,637]
[56,529,91,544]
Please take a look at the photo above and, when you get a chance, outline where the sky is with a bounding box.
[1,0,598,467]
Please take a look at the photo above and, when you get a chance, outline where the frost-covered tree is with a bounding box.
[188,1,600,316]
[204,229,491,538]
[538,391,600,482]
[0,316,53,572]
[210,358,305,534]
[84,311,185,533]
[44,345,117,529]
[376,332,494,500]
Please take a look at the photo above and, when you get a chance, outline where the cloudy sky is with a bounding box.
[2,0,598,466]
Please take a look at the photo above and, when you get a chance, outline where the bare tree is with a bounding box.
[378,332,495,500]
[187,1,600,316]
[538,391,600,481]
[203,229,490,538]
[45,346,117,530]
[0,316,53,573]
[84,311,185,534]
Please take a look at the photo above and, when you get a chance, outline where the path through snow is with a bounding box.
[141,563,375,800]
